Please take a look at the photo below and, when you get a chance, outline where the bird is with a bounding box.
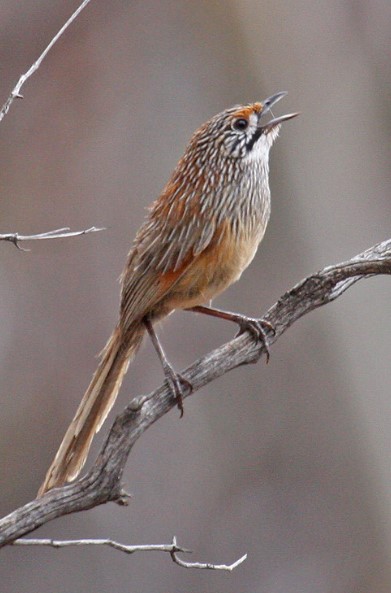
[38,92,298,496]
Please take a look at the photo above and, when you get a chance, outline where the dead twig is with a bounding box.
[0,0,93,123]
[0,226,105,251]
[12,535,245,571]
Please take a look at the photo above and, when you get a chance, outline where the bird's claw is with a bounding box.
[235,316,275,362]
[164,369,193,417]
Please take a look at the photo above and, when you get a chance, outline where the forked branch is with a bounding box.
[12,535,246,571]
[0,238,390,549]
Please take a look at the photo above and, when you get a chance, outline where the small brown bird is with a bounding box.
[38,92,298,496]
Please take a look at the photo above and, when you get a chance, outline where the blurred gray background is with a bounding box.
[0,1,390,592]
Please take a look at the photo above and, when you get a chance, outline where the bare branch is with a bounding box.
[12,535,244,571]
[13,536,190,555]
[0,0,93,123]
[0,226,105,250]
[0,239,390,548]
[170,536,247,571]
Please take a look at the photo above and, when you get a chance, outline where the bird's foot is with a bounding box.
[234,315,275,362]
[163,365,193,417]
[187,306,275,363]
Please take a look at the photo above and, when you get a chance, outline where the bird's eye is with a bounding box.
[233,118,249,131]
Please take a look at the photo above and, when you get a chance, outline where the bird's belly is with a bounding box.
[166,226,264,310]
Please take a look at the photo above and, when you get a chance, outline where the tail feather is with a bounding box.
[38,323,144,496]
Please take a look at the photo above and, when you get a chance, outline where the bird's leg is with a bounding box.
[187,305,275,362]
[143,316,192,416]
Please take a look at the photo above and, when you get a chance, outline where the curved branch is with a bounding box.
[0,239,390,547]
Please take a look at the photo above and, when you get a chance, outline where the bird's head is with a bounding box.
[194,92,299,163]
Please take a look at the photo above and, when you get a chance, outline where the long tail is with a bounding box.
[38,323,144,496]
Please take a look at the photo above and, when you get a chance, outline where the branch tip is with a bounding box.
[170,535,247,571]
[114,488,132,506]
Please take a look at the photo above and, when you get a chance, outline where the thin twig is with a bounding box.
[12,535,245,571]
[0,226,105,251]
[13,537,190,555]
[0,0,93,123]
[170,536,247,571]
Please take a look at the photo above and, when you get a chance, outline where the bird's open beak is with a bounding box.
[259,92,300,133]
[260,91,288,116]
